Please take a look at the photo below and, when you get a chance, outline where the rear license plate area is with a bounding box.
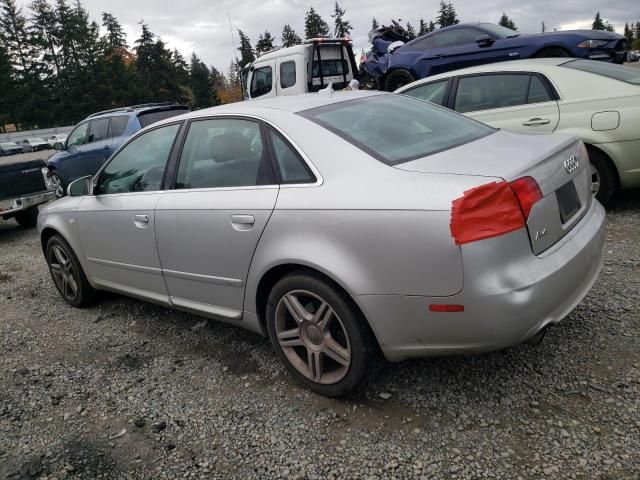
[556,180,581,224]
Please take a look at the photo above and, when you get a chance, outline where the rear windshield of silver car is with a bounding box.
[298,95,494,165]
[562,59,640,85]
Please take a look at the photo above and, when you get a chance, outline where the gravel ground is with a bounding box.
[1,191,639,480]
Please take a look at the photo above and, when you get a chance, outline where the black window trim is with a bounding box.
[93,120,185,196]
[164,115,279,192]
[448,71,560,111]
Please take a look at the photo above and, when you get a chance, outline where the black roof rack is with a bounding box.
[128,102,180,109]
[86,107,133,118]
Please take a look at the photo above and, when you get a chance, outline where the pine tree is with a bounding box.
[304,6,329,39]
[623,22,633,47]
[281,24,301,47]
[436,1,459,28]
[0,41,15,128]
[255,30,275,55]
[498,13,517,30]
[405,22,416,39]
[592,12,605,30]
[541,21,546,32]
[331,2,352,38]
[0,0,33,74]
[419,18,427,36]
[429,20,436,32]
[237,29,254,67]
[189,53,213,109]
[446,2,460,26]
[102,12,127,50]
[371,17,379,30]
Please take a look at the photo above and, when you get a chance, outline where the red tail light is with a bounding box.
[450,177,542,245]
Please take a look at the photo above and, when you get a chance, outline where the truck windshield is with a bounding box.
[298,94,494,165]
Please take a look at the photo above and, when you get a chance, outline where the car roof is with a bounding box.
[160,90,386,123]
[397,59,571,88]
[84,103,188,120]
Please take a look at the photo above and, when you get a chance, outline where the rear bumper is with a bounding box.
[0,190,55,218]
[356,199,606,361]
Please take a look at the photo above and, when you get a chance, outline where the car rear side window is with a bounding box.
[454,74,530,113]
[280,61,296,89]
[176,118,273,189]
[139,108,188,128]
[402,80,448,105]
[409,37,435,50]
[298,95,493,165]
[109,116,129,137]
[528,75,553,104]
[251,66,273,98]
[97,123,180,195]
[269,129,315,184]
[562,59,640,84]
[88,118,110,143]
[433,28,479,48]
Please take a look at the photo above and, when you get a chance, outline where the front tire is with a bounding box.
[14,207,39,228]
[50,171,66,199]
[266,272,374,397]
[384,69,416,92]
[45,234,95,307]
[587,146,617,205]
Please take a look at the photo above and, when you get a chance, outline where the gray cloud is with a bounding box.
[17,0,638,74]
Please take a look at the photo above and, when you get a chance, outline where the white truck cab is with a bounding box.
[243,38,358,100]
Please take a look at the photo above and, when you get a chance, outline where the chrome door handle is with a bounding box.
[133,214,149,223]
[522,118,551,126]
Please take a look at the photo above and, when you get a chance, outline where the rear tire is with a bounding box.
[266,272,376,397]
[45,234,95,307]
[384,69,416,92]
[587,146,617,206]
[15,207,39,228]
[534,48,571,58]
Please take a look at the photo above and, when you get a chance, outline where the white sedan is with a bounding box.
[21,137,51,152]
[396,59,640,204]
[48,134,68,147]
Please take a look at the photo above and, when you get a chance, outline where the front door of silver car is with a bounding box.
[154,118,278,319]
[76,123,182,304]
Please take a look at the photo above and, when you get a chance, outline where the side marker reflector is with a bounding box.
[429,304,465,312]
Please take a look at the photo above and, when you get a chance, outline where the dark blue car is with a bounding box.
[47,103,189,197]
[366,23,627,91]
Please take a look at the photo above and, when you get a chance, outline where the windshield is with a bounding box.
[480,23,519,38]
[298,94,494,165]
[561,59,640,85]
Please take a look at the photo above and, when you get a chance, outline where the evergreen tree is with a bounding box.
[446,2,460,26]
[498,13,517,30]
[102,12,127,50]
[255,30,275,55]
[0,0,33,74]
[281,24,301,47]
[405,22,416,39]
[436,1,459,28]
[371,17,379,30]
[0,41,15,128]
[189,53,213,109]
[623,22,633,47]
[237,29,254,66]
[592,12,605,30]
[429,20,436,32]
[304,6,329,39]
[331,2,352,38]
[419,18,427,36]
[541,21,546,32]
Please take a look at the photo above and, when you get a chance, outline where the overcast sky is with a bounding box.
[17,0,638,73]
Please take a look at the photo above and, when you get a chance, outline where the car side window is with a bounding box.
[528,75,554,104]
[88,118,110,143]
[269,129,315,184]
[96,123,180,195]
[175,118,273,189]
[410,36,435,50]
[403,80,448,106]
[454,74,530,113]
[433,28,480,48]
[109,116,129,137]
[280,61,296,89]
[251,66,273,98]
[67,122,89,147]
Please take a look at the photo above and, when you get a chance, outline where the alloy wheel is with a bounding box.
[590,162,601,197]
[274,290,351,385]
[50,173,65,198]
[48,245,78,301]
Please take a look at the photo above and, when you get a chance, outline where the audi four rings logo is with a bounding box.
[564,155,579,174]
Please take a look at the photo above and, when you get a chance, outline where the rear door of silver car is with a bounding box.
[154,117,279,320]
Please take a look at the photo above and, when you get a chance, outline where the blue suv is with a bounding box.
[47,103,189,197]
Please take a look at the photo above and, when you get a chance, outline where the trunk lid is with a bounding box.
[0,159,48,202]
[396,130,592,255]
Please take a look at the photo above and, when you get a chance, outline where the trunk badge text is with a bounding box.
[564,155,579,174]
[535,228,547,240]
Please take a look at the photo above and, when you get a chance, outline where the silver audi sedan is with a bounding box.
[38,91,606,396]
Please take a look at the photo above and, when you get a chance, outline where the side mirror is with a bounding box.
[53,142,64,150]
[475,34,494,45]
[68,175,93,197]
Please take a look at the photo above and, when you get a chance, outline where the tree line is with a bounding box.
[0,0,242,131]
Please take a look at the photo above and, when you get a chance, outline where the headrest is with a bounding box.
[210,132,252,163]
